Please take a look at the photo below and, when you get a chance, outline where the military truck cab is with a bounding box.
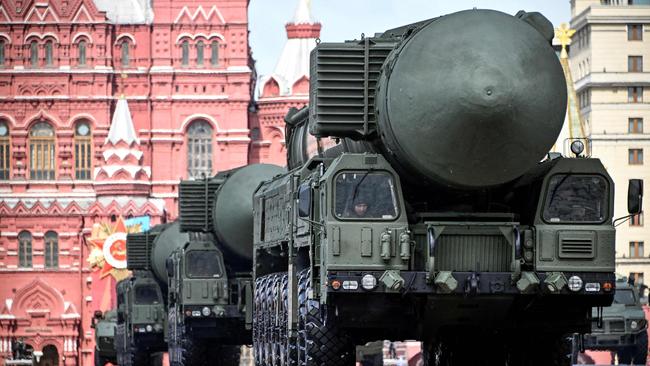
[585,279,648,364]
[115,272,165,366]
[91,310,118,366]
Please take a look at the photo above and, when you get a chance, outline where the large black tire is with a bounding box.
[94,351,106,366]
[214,345,242,366]
[297,269,354,366]
[506,334,572,366]
[254,275,268,366]
[618,331,648,365]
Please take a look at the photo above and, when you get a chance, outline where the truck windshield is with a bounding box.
[543,175,608,223]
[135,285,160,305]
[335,171,399,220]
[614,289,636,305]
[186,250,222,278]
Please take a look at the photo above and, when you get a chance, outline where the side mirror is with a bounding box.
[166,257,174,278]
[117,309,125,323]
[298,184,311,218]
[628,179,644,215]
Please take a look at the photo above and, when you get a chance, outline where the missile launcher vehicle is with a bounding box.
[251,9,644,366]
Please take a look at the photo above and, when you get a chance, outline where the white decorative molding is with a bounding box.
[174,5,226,24]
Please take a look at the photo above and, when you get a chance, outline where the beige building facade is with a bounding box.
[570,0,650,283]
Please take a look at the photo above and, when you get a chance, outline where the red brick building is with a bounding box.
[0,0,318,364]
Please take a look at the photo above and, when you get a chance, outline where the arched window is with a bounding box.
[74,121,92,180]
[187,120,213,179]
[44,231,58,269]
[0,39,5,66]
[44,41,53,66]
[78,40,87,66]
[18,231,32,268]
[196,41,204,66]
[30,41,38,67]
[181,40,189,66]
[121,41,129,67]
[0,120,9,180]
[29,122,55,180]
[211,41,219,66]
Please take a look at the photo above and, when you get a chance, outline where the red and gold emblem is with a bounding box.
[87,217,142,280]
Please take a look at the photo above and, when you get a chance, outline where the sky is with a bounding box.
[249,0,571,79]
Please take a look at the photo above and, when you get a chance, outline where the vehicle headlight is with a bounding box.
[361,274,377,290]
[568,276,583,292]
[145,324,153,332]
[631,320,639,330]
[202,306,211,316]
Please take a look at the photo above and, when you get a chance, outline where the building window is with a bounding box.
[30,41,38,67]
[630,272,644,285]
[196,41,204,66]
[78,40,87,66]
[187,120,213,179]
[74,121,92,180]
[181,40,189,66]
[44,231,58,269]
[630,241,645,258]
[628,56,643,72]
[18,231,32,268]
[29,122,56,180]
[628,24,643,40]
[0,120,8,180]
[629,118,643,134]
[121,41,129,67]
[631,212,644,226]
[629,148,644,165]
[44,41,53,66]
[0,39,5,66]
[211,41,219,66]
[628,87,643,103]
[579,89,591,108]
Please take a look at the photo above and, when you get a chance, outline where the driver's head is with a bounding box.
[354,202,368,216]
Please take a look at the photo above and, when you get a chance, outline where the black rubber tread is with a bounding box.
[297,268,355,366]
[214,345,242,366]
[618,331,648,365]
[282,273,298,366]
[254,275,268,366]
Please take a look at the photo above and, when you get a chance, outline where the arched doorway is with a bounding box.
[37,344,59,366]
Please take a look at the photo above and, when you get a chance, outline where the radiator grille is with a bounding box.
[126,232,156,270]
[435,234,510,272]
[609,320,625,333]
[178,178,223,232]
[309,39,396,138]
[559,238,594,259]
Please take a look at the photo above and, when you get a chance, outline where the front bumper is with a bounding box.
[326,271,615,298]
[584,330,646,350]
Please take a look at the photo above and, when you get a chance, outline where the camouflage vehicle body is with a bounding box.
[250,9,643,366]
[92,309,118,366]
[148,164,283,366]
[585,280,648,364]
[115,270,166,366]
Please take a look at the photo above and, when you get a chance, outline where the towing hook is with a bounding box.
[465,272,480,296]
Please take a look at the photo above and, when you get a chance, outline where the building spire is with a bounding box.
[292,0,315,24]
[105,98,140,145]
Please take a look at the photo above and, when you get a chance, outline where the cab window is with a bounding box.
[614,289,636,305]
[543,175,608,223]
[134,285,160,305]
[334,171,399,220]
[186,250,222,278]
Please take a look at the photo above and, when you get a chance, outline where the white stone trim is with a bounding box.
[72,32,94,44]
[115,33,136,46]
[71,4,94,24]
[171,95,229,100]
[24,5,61,23]
[175,32,225,44]
[24,32,61,43]
[174,5,225,24]
[180,113,220,131]
[0,32,10,43]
